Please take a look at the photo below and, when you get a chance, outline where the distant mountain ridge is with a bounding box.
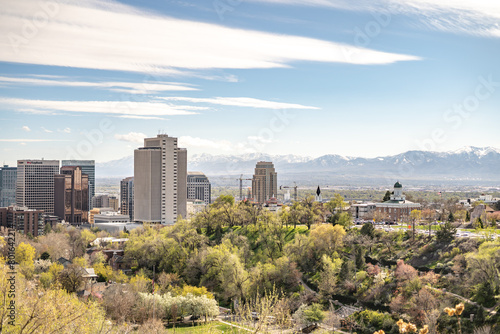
[96,146,500,185]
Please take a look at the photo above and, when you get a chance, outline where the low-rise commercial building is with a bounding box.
[0,206,44,237]
[351,202,377,219]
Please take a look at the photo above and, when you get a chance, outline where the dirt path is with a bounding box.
[429,286,498,315]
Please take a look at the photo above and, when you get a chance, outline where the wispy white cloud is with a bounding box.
[59,128,71,134]
[114,115,168,120]
[114,132,147,144]
[0,0,419,76]
[22,125,30,132]
[247,135,274,144]
[159,97,319,110]
[248,0,500,38]
[0,139,69,142]
[179,135,276,154]
[0,76,198,95]
[0,98,202,117]
[41,126,53,133]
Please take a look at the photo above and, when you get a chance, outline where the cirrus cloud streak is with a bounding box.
[0,98,202,117]
[159,96,319,110]
[0,0,420,76]
[248,0,500,38]
[0,76,198,95]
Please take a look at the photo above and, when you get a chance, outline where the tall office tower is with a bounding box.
[16,160,60,214]
[134,134,187,225]
[252,161,278,204]
[177,148,187,219]
[120,177,134,220]
[187,172,211,204]
[0,165,17,207]
[54,166,89,225]
[62,160,95,209]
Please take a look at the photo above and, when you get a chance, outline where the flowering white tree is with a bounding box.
[138,292,219,325]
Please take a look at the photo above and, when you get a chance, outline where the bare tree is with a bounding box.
[237,289,292,334]
[323,303,341,333]
[102,284,138,323]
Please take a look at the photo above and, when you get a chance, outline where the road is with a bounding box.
[354,223,498,239]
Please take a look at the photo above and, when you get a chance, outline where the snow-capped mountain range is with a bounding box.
[96,146,500,185]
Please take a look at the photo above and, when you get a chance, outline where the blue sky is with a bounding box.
[1,0,499,166]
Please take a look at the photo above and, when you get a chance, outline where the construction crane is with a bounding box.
[280,182,298,202]
[238,174,253,201]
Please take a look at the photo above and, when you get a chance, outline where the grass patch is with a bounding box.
[284,226,308,242]
[165,321,248,333]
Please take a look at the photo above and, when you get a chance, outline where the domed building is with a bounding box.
[375,181,421,222]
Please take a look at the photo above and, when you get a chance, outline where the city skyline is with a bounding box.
[1,0,500,166]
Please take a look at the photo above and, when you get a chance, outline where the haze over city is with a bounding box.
[1,0,500,166]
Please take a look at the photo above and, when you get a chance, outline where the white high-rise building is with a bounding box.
[134,134,187,224]
[16,160,60,214]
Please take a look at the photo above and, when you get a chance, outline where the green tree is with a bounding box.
[43,223,52,234]
[436,221,456,242]
[326,193,348,213]
[475,217,484,229]
[360,222,375,238]
[383,191,391,202]
[299,196,323,229]
[200,243,249,302]
[255,212,287,261]
[248,256,302,296]
[466,239,500,306]
[410,209,422,241]
[293,303,324,327]
[213,194,235,207]
[309,224,346,259]
[289,202,305,228]
[40,251,50,260]
[448,212,455,222]
[355,245,365,270]
[58,264,84,293]
[317,254,342,298]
